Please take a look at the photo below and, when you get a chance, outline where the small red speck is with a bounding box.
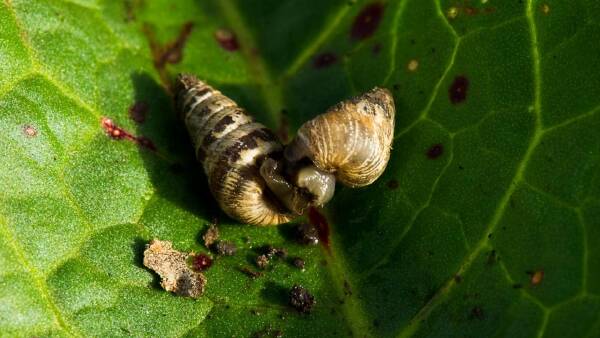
[214,29,239,51]
[449,75,469,104]
[528,270,544,286]
[101,117,156,151]
[351,2,385,40]
[313,52,338,68]
[427,143,444,159]
[129,101,149,124]
[22,125,37,137]
[192,253,213,272]
[308,207,331,253]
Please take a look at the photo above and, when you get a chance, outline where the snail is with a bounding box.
[175,74,395,225]
[284,87,395,187]
[175,74,293,225]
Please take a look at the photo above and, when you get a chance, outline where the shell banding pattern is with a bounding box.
[175,74,395,225]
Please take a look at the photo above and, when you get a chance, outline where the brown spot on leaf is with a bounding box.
[212,240,237,256]
[143,239,206,298]
[426,143,444,159]
[350,2,385,40]
[313,52,338,68]
[308,207,330,253]
[214,28,239,51]
[540,3,550,15]
[129,101,149,124]
[486,249,497,265]
[22,125,37,137]
[449,75,469,104]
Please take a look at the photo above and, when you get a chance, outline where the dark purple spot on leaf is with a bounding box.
[449,75,469,104]
[350,2,385,40]
[313,52,338,68]
[191,253,212,271]
[387,179,399,189]
[214,28,239,51]
[308,207,330,253]
[129,101,149,124]
[426,143,444,159]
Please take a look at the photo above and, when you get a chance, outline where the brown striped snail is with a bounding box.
[175,74,394,225]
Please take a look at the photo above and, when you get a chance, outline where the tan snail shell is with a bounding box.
[285,87,395,188]
[175,74,294,225]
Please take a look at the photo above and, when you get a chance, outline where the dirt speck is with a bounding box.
[253,325,283,338]
[426,143,444,159]
[202,225,220,248]
[129,101,149,124]
[292,257,306,270]
[294,223,319,246]
[240,266,262,279]
[343,280,353,296]
[454,275,463,283]
[289,284,315,313]
[213,240,237,256]
[387,179,399,189]
[256,254,270,269]
[214,28,239,51]
[22,125,37,137]
[351,2,385,40]
[449,75,469,104]
[469,306,485,320]
[143,239,206,298]
[313,52,338,68]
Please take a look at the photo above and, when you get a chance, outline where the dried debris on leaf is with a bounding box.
[213,240,237,256]
[202,224,220,248]
[289,284,315,313]
[143,239,206,298]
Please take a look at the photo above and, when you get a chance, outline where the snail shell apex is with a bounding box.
[285,87,395,188]
[175,74,293,225]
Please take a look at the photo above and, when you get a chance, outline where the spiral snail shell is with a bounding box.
[175,74,294,225]
[175,74,395,225]
[285,87,395,188]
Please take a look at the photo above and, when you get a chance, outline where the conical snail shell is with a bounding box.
[175,74,293,225]
[285,88,395,188]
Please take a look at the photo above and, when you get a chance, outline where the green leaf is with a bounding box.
[1,0,599,337]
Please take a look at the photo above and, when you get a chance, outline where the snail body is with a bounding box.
[175,74,293,225]
[285,88,395,188]
[175,74,395,225]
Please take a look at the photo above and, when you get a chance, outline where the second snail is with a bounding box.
[175,74,395,226]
